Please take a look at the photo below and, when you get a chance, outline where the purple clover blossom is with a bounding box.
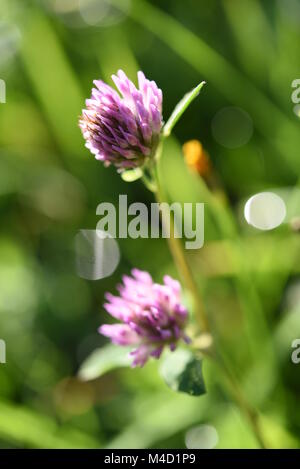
[79,70,163,171]
[99,269,190,367]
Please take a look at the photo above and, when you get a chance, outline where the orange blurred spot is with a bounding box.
[182,140,211,176]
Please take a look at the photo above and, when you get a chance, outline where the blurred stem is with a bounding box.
[141,172,157,192]
[148,144,267,448]
[209,350,269,449]
[192,338,269,447]
[149,149,209,333]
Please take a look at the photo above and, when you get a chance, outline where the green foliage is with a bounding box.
[0,401,98,448]
[163,82,205,137]
[160,349,206,396]
[0,0,299,449]
[78,344,132,381]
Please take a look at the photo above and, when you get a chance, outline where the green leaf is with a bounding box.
[160,349,206,396]
[106,391,210,449]
[0,400,99,448]
[121,168,143,182]
[163,81,206,137]
[78,344,132,381]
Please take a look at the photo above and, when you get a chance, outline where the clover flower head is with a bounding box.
[79,70,163,171]
[99,269,189,366]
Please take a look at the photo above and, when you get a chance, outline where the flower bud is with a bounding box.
[79,70,163,171]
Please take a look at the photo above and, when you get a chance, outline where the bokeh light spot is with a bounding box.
[79,0,110,26]
[244,192,286,230]
[278,0,300,25]
[293,104,300,118]
[75,229,120,280]
[211,106,253,149]
[54,377,95,415]
[185,424,219,449]
[0,21,21,67]
[49,0,130,28]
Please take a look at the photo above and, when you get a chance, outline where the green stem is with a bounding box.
[141,172,157,192]
[151,159,209,333]
[217,353,268,449]
[144,145,268,449]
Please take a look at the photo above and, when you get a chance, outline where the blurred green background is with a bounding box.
[0,0,300,449]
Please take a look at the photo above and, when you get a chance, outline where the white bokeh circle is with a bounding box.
[244,192,286,230]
